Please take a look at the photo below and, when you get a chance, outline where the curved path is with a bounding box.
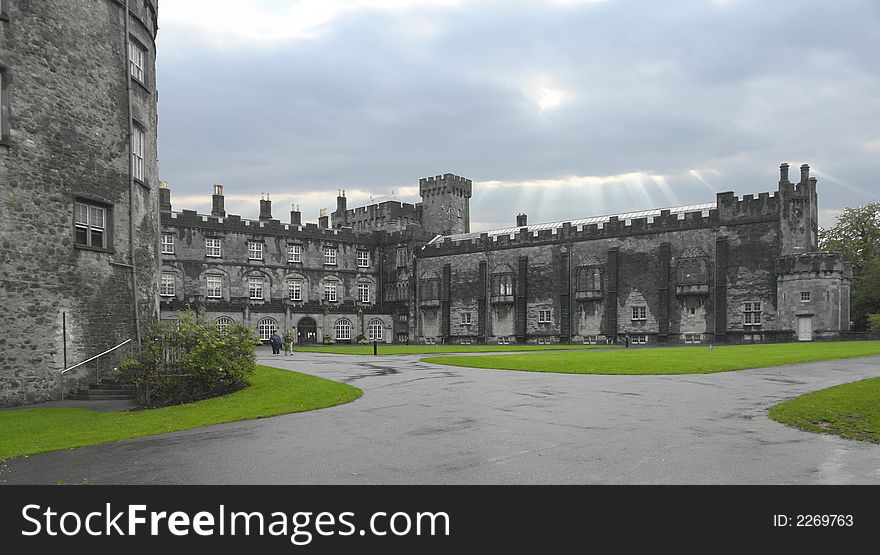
[3,350,880,484]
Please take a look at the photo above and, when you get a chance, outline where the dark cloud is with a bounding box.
[157,0,880,227]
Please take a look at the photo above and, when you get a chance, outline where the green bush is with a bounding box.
[868,314,880,335]
[120,311,256,408]
[323,336,335,345]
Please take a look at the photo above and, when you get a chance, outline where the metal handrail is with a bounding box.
[61,339,132,375]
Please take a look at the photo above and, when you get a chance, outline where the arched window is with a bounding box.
[258,318,277,341]
[491,264,515,300]
[677,258,707,285]
[216,317,233,333]
[335,318,352,341]
[368,319,384,341]
[420,270,440,301]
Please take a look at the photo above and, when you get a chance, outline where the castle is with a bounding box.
[0,0,853,409]
[158,164,851,349]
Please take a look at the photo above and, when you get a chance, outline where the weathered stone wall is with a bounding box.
[0,0,159,406]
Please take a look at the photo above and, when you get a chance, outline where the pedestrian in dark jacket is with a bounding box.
[270,331,282,356]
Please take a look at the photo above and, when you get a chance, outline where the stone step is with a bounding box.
[68,392,135,401]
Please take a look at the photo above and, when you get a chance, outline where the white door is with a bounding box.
[797,316,813,342]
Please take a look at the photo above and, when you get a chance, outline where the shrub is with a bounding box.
[868,314,880,335]
[323,336,335,345]
[120,310,256,408]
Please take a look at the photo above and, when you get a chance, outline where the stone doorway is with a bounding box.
[297,317,318,344]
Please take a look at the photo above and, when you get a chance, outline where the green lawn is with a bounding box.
[422,341,880,375]
[0,366,362,461]
[769,377,880,443]
[295,344,614,355]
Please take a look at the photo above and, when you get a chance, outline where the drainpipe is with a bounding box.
[124,0,142,344]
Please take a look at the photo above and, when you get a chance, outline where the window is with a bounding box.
[216,317,233,333]
[288,279,303,302]
[368,319,383,341]
[498,336,511,345]
[128,39,146,82]
[358,283,371,304]
[462,312,472,325]
[538,337,556,345]
[248,241,263,261]
[324,280,337,302]
[461,337,472,345]
[74,202,107,248]
[324,246,337,265]
[683,333,702,344]
[131,125,145,182]
[576,267,602,292]
[800,291,811,302]
[288,244,302,263]
[397,247,408,267]
[496,275,514,296]
[335,319,352,341]
[206,276,222,299]
[538,310,552,323]
[248,276,263,300]
[632,306,647,321]
[357,250,370,268]
[160,273,175,297]
[631,335,648,345]
[583,335,598,345]
[206,238,222,258]
[743,301,762,326]
[258,318,277,341]
[161,233,174,254]
[399,313,408,323]
[397,333,409,343]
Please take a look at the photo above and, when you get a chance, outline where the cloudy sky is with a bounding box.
[156,0,880,232]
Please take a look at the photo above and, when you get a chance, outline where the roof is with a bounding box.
[428,202,717,244]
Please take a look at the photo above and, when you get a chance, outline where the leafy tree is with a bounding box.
[820,202,880,330]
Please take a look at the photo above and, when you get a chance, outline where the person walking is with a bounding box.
[283,328,295,356]
[270,330,282,356]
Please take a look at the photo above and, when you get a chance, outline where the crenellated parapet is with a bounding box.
[714,191,780,221]
[776,252,852,279]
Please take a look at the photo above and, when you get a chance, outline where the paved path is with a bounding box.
[3,351,880,484]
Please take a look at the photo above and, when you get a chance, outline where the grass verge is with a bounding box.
[0,366,362,461]
[769,377,880,443]
[295,344,614,355]
[422,341,880,375]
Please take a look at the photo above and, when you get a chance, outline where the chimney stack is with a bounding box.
[779,163,790,185]
[319,208,329,229]
[159,181,172,212]
[290,204,302,226]
[211,184,226,217]
[259,193,272,222]
[336,189,347,212]
[800,164,810,184]
[516,213,528,227]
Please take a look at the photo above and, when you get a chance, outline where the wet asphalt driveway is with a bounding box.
[3,350,880,484]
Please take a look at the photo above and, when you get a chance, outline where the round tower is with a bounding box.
[0,1,160,406]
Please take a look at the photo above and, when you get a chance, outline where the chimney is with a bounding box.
[336,189,347,212]
[799,164,810,184]
[319,208,329,229]
[517,213,528,227]
[259,193,272,222]
[779,163,790,185]
[159,181,172,212]
[211,184,226,217]
[290,204,302,226]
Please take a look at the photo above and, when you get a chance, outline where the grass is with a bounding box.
[295,344,615,355]
[422,341,880,375]
[769,377,880,443]
[0,366,362,461]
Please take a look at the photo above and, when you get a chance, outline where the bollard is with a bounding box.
[373,340,378,356]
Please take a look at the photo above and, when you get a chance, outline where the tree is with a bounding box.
[820,202,880,331]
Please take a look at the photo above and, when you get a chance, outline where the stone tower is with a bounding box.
[0,1,160,406]
[419,173,472,236]
[777,163,819,255]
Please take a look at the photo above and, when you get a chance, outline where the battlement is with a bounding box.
[776,252,852,278]
[715,190,780,220]
[162,210,380,245]
[419,173,473,198]
[346,200,421,217]
[419,205,723,257]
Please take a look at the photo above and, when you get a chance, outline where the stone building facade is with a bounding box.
[0,1,160,406]
[161,164,850,348]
